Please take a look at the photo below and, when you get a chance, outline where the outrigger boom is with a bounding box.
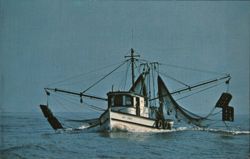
[45,73,230,103]
[150,74,231,101]
[44,88,107,101]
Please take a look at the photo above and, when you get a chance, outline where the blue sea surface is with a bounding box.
[0,112,249,159]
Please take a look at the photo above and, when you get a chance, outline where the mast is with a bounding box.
[125,48,140,92]
[131,48,135,86]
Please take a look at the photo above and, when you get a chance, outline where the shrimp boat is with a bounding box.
[40,48,234,132]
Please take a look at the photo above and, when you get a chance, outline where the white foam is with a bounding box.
[113,126,250,135]
[58,123,250,135]
[78,125,88,130]
[110,126,190,133]
[191,127,250,135]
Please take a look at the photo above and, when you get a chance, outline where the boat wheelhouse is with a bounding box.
[98,90,174,132]
[107,91,149,118]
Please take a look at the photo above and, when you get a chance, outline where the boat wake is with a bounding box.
[192,127,250,135]
[59,124,250,136]
[159,127,250,135]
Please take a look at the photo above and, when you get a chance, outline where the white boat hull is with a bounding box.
[98,109,173,132]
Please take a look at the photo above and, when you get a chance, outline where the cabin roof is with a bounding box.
[107,91,145,98]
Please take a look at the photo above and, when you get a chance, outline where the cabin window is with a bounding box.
[114,95,123,106]
[110,95,133,107]
[124,95,132,106]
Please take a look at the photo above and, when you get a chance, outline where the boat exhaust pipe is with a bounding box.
[40,105,64,130]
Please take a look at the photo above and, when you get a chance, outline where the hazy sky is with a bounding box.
[0,1,249,115]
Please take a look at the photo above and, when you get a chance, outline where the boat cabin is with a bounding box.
[107,91,149,117]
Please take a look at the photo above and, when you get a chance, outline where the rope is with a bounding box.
[175,81,225,101]
[47,61,126,87]
[208,110,222,117]
[204,120,222,127]
[159,62,226,76]
[170,75,229,96]
[138,59,227,76]
[159,71,190,88]
[123,62,130,90]
[52,93,83,110]
[51,93,76,112]
[81,101,106,112]
[51,91,105,112]
[117,62,131,91]
[81,60,128,93]
[223,121,232,131]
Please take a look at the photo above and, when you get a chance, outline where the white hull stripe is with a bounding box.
[111,118,156,129]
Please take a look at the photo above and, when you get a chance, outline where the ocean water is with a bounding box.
[0,112,249,159]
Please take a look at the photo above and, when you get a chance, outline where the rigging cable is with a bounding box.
[170,75,230,96]
[159,71,190,88]
[173,81,226,120]
[123,62,130,90]
[118,62,130,90]
[208,110,222,117]
[49,93,101,128]
[81,60,128,93]
[175,81,226,101]
[159,62,226,76]
[52,91,105,112]
[47,61,126,87]
[51,93,78,112]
